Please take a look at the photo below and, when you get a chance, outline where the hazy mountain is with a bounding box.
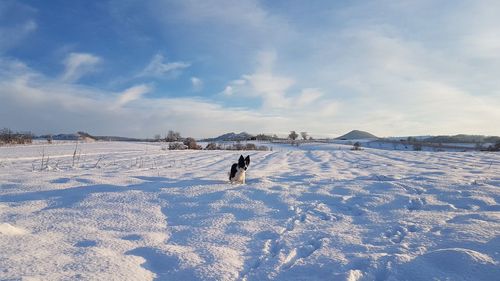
[37,133,80,140]
[336,130,378,140]
[36,132,142,142]
[423,134,500,144]
[202,132,254,142]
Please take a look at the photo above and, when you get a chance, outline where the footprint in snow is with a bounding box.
[122,234,142,241]
[307,207,338,221]
[281,238,324,269]
[75,240,97,247]
[407,197,426,211]
[384,225,407,244]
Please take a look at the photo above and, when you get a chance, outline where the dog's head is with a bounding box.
[238,155,250,171]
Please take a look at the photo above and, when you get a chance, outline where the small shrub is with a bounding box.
[183,137,201,150]
[352,142,361,150]
[205,142,219,150]
[245,143,257,150]
[486,141,500,152]
[203,142,270,151]
[169,142,186,150]
[234,142,244,150]
[413,143,422,151]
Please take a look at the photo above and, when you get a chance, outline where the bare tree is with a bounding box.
[154,134,162,141]
[289,131,298,141]
[300,132,308,140]
[0,128,33,145]
[166,130,181,142]
[0,128,13,144]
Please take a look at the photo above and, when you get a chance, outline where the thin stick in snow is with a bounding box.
[40,148,45,171]
[72,142,78,167]
[94,156,103,168]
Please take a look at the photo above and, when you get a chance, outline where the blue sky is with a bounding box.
[1,0,499,138]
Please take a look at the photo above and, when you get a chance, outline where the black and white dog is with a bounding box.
[229,155,250,184]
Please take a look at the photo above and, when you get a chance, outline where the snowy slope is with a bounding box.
[1,142,499,280]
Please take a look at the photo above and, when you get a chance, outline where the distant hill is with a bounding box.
[94,136,142,142]
[423,134,500,144]
[202,132,254,142]
[336,130,378,140]
[36,132,142,142]
[37,133,80,140]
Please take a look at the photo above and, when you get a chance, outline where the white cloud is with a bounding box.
[222,51,327,110]
[61,53,101,82]
[296,88,323,106]
[243,72,294,109]
[0,57,290,137]
[220,85,233,96]
[219,79,246,96]
[115,84,151,108]
[138,53,190,78]
[309,26,500,136]
[2,48,500,137]
[190,77,203,91]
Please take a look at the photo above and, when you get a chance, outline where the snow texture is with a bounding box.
[1,141,499,280]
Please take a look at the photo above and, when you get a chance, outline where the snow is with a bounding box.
[0,223,28,235]
[1,141,499,280]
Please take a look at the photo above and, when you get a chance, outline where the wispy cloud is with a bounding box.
[0,57,289,137]
[115,84,151,108]
[61,53,101,82]
[138,53,190,78]
[0,1,38,52]
[190,77,203,91]
[0,20,37,52]
[220,85,233,96]
[296,88,323,106]
[166,0,267,27]
[222,51,327,110]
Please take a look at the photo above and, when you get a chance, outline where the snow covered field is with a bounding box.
[1,141,499,280]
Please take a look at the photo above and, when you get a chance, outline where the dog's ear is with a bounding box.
[245,155,250,166]
[239,155,245,165]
